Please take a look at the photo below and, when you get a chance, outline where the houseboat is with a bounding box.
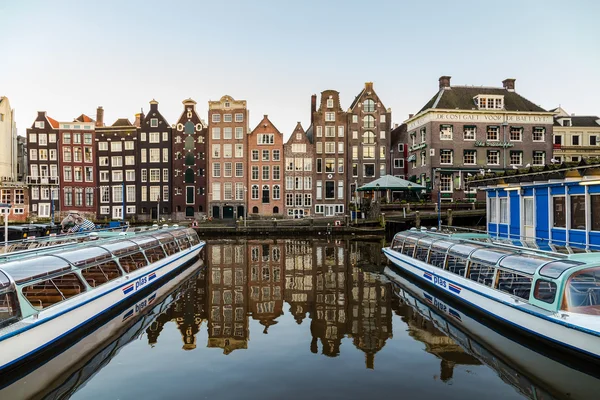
[383,229,600,362]
[0,226,205,374]
[386,268,600,399]
[0,259,204,399]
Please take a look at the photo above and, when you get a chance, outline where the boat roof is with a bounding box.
[0,227,197,286]
[392,229,593,277]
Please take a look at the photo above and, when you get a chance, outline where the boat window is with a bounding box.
[562,267,600,315]
[22,273,85,310]
[0,275,19,327]
[0,270,10,289]
[448,243,486,259]
[102,240,139,256]
[2,256,71,284]
[188,233,200,247]
[539,260,584,279]
[467,263,496,287]
[391,234,408,251]
[163,241,179,256]
[155,232,176,244]
[470,248,514,266]
[130,236,160,249]
[81,261,122,288]
[145,246,166,263]
[429,250,447,269]
[447,255,468,277]
[60,246,112,267]
[414,243,430,262]
[499,254,555,276]
[177,236,191,250]
[401,240,416,257]
[118,252,148,273]
[496,270,532,300]
[533,279,557,304]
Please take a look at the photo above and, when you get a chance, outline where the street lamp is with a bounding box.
[244,186,248,228]
[156,195,161,223]
[435,168,441,231]
[390,148,394,176]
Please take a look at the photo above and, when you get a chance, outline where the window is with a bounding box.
[463,150,476,165]
[363,99,375,112]
[325,112,335,122]
[477,96,503,110]
[487,150,499,165]
[213,163,221,177]
[141,169,147,182]
[235,162,243,177]
[141,149,147,163]
[258,134,274,144]
[235,113,243,122]
[112,170,123,182]
[98,141,108,151]
[223,182,232,200]
[49,149,57,160]
[487,126,499,141]
[110,141,122,152]
[212,127,221,140]
[571,195,586,230]
[591,196,600,231]
[150,118,158,127]
[463,126,476,140]
[316,158,322,173]
[304,176,312,190]
[440,125,452,140]
[38,134,47,145]
[316,126,322,137]
[125,155,135,165]
[325,126,335,137]
[235,144,243,158]
[140,132,146,141]
[73,147,82,162]
[440,174,452,192]
[251,185,259,200]
[85,187,94,207]
[126,185,135,202]
[510,127,523,141]
[338,159,344,173]
[591,136,598,146]
[150,168,160,182]
[380,130,386,139]
[112,186,123,203]
[223,114,232,123]
[262,149,269,161]
[338,180,344,199]
[363,146,375,159]
[533,151,545,165]
[553,196,566,228]
[273,165,280,180]
[379,146,386,159]
[223,144,232,158]
[325,142,335,154]
[440,149,453,165]
[262,166,270,180]
[73,133,81,144]
[304,158,312,171]
[364,164,375,177]
[499,198,509,224]
[325,158,335,173]
[325,181,335,199]
[252,166,259,180]
[273,150,280,161]
[147,149,159,162]
[533,127,545,142]
[420,151,426,167]
[126,170,135,181]
[212,144,220,158]
[223,127,232,139]
[99,170,108,182]
[39,149,48,160]
[316,142,322,154]
[149,132,159,143]
[363,115,375,128]
[338,126,344,137]
[84,147,92,162]
[393,158,404,168]
[224,162,232,177]
[262,185,270,204]
[212,114,221,123]
[510,151,523,166]
[286,193,293,206]
[29,133,37,143]
[572,135,580,146]
[327,98,334,108]
[111,156,122,167]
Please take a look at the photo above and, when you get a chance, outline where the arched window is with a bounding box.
[185,153,195,166]
[273,206,279,214]
[184,136,195,150]
[362,131,375,144]
[184,121,194,134]
[273,185,280,200]
[262,185,270,204]
[363,99,375,112]
[198,205,203,212]
[251,185,259,200]
[185,168,194,183]
[176,151,182,160]
[252,206,259,214]
[363,115,375,128]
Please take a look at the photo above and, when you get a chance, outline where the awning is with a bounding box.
[357,175,426,191]
[407,154,416,162]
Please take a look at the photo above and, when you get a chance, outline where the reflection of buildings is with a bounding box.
[247,240,285,333]
[207,241,249,354]
[284,240,314,324]
[348,267,393,369]
[392,298,481,382]
[310,241,349,357]
[146,269,208,349]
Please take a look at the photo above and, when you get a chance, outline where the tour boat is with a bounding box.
[383,229,600,362]
[0,258,204,399]
[0,226,205,375]
[385,268,600,399]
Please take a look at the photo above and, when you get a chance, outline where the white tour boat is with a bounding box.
[0,226,205,374]
[383,229,600,362]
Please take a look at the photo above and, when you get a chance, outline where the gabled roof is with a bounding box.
[285,122,308,145]
[111,118,133,127]
[47,116,59,129]
[554,115,600,127]
[305,124,314,144]
[418,86,547,114]
[250,115,282,136]
[74,114,94,123]
[358,175,425,191]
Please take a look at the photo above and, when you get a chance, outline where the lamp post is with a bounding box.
[354,179,358,223]
[436,168,441,230]
[244,186,248,228]
[157,195,160,223]
[50,186,55,226]
[390,148,394,176]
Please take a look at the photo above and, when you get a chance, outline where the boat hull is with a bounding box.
[383,247,600,362]
[0,242,205,374]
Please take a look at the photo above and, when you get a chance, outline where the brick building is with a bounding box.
[95,114,138,220]
[347,82,391,204]
[312,91,347,217]
[172,98,208,220]
[208,95,249,220]
[390,123,408,179]
[138,100,172,221]
[58,114,96,219]
[283,122,313,218]
[27,111,60,220]
[284,239,314,323]
[247,115,284,216]
[406,76,554,201]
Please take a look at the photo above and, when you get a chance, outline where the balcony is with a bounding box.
[27,176,60,185]
[553,144,562,150]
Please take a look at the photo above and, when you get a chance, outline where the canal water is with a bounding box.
[5,238,600,399]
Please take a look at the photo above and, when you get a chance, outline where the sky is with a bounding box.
[1,0,599,139]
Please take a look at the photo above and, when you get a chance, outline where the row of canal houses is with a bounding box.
[26,83,393,221]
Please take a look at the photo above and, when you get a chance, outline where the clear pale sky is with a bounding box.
[2,0,599,138]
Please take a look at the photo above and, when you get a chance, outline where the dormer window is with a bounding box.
[475,95,504,110]
[562,118,572,127]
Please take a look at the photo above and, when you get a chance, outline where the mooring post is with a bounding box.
[415,211,421,228]
[447,209,453,226]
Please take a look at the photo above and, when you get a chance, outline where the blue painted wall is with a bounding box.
[535,188,549,240]
[509,191,520,238]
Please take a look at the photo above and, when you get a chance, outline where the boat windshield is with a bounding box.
[562,266,600,315]
[539,260,584,279]
[1,256,71,284]
[0,271,19,328]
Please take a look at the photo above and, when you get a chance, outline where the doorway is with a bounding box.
[223,206,234,219]
[523,197,535,240]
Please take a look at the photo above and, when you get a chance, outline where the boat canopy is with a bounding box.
[0,256,71,284]
[470,248,515,266]
[60,246,112,267]
[101,240,140,256]
[539,260,585,279]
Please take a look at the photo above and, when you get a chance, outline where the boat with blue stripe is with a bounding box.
[0,225,205,374]
[383,228,600,362]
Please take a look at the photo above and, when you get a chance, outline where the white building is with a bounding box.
[0,96,18,181]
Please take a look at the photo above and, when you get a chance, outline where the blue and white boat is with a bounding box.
[0,226,205,374]
[383,229,600,362]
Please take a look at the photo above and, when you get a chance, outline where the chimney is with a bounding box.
[393,123,399,129]
[149,99,159,111]
[365,82,374,92]
[310,94,317,124]
[408,114,414,119]
[134,113,142,128]
[502,78,516,91]
[439,76,451,89]
[96,106,104,127]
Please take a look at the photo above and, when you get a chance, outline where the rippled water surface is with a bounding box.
[6,238,600,400]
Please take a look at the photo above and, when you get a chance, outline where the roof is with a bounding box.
[46,116,59,129]
[111,118,133,127]
[349,89,364,110]
[418,86,547,114]
[357,175,426,191]
[305,124,314,144]
[74,114,94,123]
[554,115,600,127]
